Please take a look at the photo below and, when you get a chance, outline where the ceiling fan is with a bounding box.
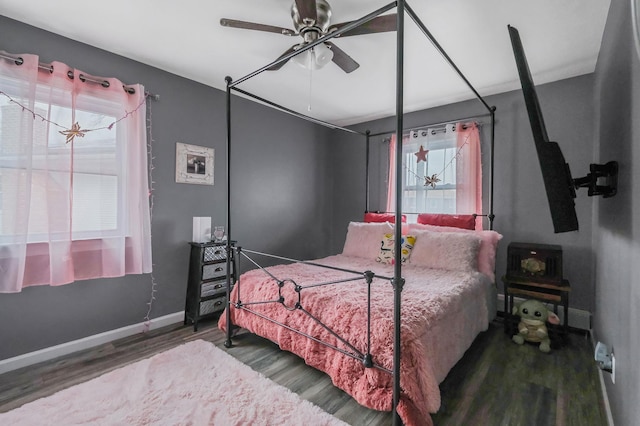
[220,0,397,73]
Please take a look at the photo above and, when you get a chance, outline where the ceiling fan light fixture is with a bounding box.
[292,43,334,70]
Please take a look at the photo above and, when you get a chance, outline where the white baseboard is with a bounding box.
[497,294,592,331]
[596,356,616,426]
[590,330,615,426]
[0,311,185,375]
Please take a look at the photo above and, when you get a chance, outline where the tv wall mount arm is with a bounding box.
[572,161,618,198]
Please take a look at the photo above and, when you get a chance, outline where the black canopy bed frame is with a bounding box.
[222,1,496,424]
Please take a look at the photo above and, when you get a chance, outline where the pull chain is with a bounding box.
[307,48,314,112]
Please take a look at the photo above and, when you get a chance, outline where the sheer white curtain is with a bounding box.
[0,52,152,293]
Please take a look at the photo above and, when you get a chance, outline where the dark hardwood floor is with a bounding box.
[0,318,608,425]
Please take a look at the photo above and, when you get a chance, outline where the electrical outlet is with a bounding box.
[611,352,616,384]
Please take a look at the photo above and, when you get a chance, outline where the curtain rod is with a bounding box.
[368,112,492,138]
[0,52,159,100]
[381,122,481,143]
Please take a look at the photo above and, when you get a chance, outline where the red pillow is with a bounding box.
[364,212,407,223]
[417,213,476,230]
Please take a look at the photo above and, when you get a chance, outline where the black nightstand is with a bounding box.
[184,241,235,331]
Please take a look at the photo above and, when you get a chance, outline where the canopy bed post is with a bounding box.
[363,270,375,368]
[225,76,234,349]
[365,130,371,214]
[488,106,497,230]
[392,1,406,424]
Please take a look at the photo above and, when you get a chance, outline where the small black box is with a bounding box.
[506,242,563,283]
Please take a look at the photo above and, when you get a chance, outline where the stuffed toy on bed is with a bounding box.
[511,299,560,353]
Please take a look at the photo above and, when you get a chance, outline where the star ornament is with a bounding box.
[424,174,441,188]
[414,145,429,163]
[59,122,87,144]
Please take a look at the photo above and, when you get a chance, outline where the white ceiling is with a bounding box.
[0,0,611,126]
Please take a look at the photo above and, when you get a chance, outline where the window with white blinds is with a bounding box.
[0,96,125,242]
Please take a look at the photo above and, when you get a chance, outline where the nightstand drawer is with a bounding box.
[200,295,227,315]
[203,245,227,262]
[202,262,228,280]
[201,281,227,297]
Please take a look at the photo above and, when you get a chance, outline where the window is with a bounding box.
[401,130,458,214]
[0,54,152,292]
[387,123,482,222]
[0,99,121,242]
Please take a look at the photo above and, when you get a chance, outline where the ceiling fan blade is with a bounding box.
[266,45,298,71]
[220,18,296,36]
[329,13,397,37]
[326,42,359,73]
[294,0,318,24]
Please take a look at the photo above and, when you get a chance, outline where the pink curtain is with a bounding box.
[386,134,397,212]
[385,134,410,212]
[0,52,152,293]
[455,123,482,230]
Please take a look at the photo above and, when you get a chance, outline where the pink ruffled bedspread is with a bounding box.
[219,254,491,426]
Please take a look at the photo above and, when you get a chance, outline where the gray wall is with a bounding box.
[329,74,597,312]
[593,0,640,424]
[0,16,334,360]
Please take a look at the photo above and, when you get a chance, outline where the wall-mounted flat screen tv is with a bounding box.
[508,25,579,233]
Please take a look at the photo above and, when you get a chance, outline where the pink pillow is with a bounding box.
[409,229,481,273]
[342,221,393,259]
[408,223,503,282]
[417,213,476,230]
[364,212,407,223]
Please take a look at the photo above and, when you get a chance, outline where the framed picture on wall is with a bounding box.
[175,142,214,185]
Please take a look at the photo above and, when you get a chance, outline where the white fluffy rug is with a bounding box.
[0,339,347,426]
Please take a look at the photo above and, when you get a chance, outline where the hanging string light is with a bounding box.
[0,89,148,143]
[142,93,158,333]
